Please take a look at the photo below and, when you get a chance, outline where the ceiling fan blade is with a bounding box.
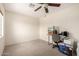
[44,7,48,13]
[48,3,61,7]
[34,6,42,11]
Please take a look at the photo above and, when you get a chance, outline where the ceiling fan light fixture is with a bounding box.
[34,3,61,13]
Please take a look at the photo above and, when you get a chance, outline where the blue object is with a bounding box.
[58,44,69,55]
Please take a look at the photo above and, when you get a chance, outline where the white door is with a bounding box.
[0,12,4,55]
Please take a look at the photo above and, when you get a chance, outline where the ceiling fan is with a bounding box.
[34,3,61,13]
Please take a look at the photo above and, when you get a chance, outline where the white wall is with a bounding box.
[5,11,39,46]
[40,6,79,42]
[0,4,5,55]
[5,4,79,45]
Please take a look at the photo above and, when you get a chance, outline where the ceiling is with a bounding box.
[3,3,79,18]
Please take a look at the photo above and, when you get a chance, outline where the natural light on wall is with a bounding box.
[0,11,3,38]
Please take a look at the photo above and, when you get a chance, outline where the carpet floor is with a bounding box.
[2,39,66,56]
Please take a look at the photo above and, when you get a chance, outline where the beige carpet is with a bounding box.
[2,39,66,56]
